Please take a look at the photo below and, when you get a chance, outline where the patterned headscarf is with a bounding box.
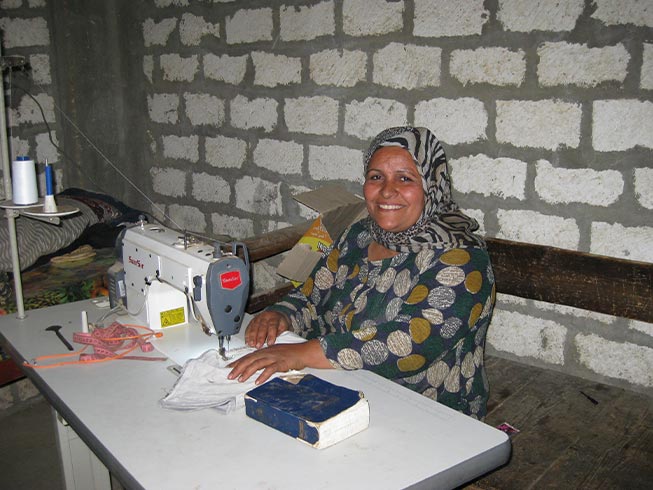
[363,126,486,252]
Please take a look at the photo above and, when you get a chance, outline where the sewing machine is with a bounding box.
[112,220,250,355]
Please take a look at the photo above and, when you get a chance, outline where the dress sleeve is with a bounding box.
[319,248,495,381]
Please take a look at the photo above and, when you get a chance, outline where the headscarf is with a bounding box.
[363,126,486,252]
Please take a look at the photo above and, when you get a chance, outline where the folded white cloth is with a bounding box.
[160,331,306,414]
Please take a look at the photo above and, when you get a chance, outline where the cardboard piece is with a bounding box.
[276,185,367,283]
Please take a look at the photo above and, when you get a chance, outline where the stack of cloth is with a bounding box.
[160,332,306,414]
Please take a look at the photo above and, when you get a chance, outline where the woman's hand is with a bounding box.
[245,310,290,348]
[227,339,331,385]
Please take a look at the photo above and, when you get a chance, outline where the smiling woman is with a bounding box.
[364,146,425,254]
[228,127,495,419]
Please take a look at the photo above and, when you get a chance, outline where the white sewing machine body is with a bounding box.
[118,222,249,341]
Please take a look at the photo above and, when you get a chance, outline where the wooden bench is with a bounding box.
[241,221,653,489]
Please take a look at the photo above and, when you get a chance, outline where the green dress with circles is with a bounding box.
[269,220,496,419]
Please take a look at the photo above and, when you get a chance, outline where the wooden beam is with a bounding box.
[243,222,310,262]
[486,237,653,323]
[241,221,653,323]
[246,283,294,314]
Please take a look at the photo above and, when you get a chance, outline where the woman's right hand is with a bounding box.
[245,311,290,349]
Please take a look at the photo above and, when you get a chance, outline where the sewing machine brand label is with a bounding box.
[220,271,242,290]
[160,307,186,328]
[128,256,145,269]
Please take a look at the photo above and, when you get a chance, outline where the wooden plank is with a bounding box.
[246,283,294,314]
[486,237,653,323]
[242,222,310,262]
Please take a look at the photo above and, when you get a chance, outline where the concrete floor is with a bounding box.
[0,397,64,490]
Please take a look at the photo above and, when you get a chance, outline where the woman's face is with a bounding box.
[364,146,425,233]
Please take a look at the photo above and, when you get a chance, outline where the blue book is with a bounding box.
[244,374,370,449]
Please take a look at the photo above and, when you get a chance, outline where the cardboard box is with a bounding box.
[276,185,367,283]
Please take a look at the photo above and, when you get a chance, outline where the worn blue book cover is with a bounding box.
[244,374,370,449]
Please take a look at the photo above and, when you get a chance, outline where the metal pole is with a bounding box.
[1,46,27,319]
[5,209,25,318]
[1,45,13,200]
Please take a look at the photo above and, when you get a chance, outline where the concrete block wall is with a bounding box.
[0,0,62,199]
[1,0,652,400]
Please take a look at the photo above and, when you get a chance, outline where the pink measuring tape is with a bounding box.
[73,322,163,361]
[25,321,166,369]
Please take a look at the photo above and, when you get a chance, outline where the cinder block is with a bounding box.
[10,94,55,126]
[414,0,488,37]
[162,135,199,162]
[254,139,303,175]
[280,1,335,41]
[535,160,623,206]
[373,43,441,89]
[0,17,49,48]
[497,209,580,249]
[415,98,487,144]
[29,54,51,84]
[450,47,525,86]
[488,309,567,365]
[203,53,248,85]
[308,144,364,183]
[148,93,179,124]
[192,172,230,203]
[344,97,407,140]
[230,95,278,132]
[593,100,653,151]
[343,0,403,36]
[591,0,653,27]
[168,204,207,233]
[160,54,199,82]
[252,52,301,87]
[143,18,176,47]
[234,176,282,216]
[590,222,653,262]
[212,214,254,240]
[226,8,272,44]
[630,319,653,338]
[310,49,366,87]
[35,132,59,165]
[205,135,247,169]
[150,167,186,198]
[498,0,583,32]
[576,333,653,387]
[496,99,581,150]
[184,93,225,126]
[642,44,653,90]
[179,13,219,46]
[285,96,338,135]
[634,168,653,210]
[538,42,629,87]
[450,154,527,199]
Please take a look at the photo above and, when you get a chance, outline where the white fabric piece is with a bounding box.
[160,331,306,414]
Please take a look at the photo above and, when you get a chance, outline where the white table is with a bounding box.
[0,299,510,490]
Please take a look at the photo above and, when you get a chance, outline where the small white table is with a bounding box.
[0,299,510,490]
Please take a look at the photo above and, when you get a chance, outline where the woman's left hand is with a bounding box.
[227,339,331,385]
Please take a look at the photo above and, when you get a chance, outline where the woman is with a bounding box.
[228,126,495,419]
